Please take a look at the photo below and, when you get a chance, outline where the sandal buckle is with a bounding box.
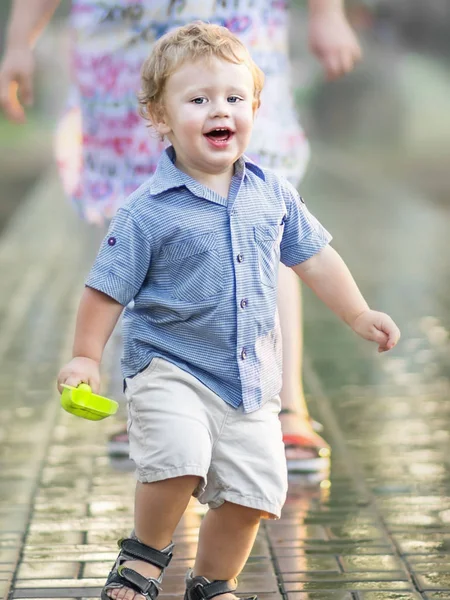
[192,582,207,600]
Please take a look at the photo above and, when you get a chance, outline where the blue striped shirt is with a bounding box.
[86,147,331,412]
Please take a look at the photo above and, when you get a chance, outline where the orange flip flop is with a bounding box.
[283,432,331,473]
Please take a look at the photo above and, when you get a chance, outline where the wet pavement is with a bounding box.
[1,130,450,600]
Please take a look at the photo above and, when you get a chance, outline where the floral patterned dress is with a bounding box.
[55,0,310,225]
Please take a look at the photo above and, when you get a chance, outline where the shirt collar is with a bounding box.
[148,146,265,202]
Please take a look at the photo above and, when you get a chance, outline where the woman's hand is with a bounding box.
[351,310,401,353]
[57,357,101,394]
[0,46,35,122]
[308,9,362,80]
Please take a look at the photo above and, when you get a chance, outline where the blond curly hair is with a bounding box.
[138,21,265,125]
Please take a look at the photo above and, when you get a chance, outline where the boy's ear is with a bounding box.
[147,102,171,136]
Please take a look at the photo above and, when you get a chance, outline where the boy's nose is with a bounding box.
[210,101,230,118]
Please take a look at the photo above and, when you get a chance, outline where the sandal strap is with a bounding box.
[119,538,173,569]
[187,575,237,600]
[120,566,160,596]
[104,570,159,599]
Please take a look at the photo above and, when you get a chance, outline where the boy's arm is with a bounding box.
[292,245,400,352]
[57,287,124,393]
[0,0,61,122]
[307,0,362,80]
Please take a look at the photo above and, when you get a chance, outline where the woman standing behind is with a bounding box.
[0,0,361,474]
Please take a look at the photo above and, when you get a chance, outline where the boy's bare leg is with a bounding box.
[107,475,201,600]
[193,501,262,600]
[277,264,329,454]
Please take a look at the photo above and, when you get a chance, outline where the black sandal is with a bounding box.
[101,537,174,600]
[184,568,257,600]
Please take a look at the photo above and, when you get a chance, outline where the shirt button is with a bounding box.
[241,347,247,360]
[108,236,117,246]
[237,253,244,263]
[240,298,248,309]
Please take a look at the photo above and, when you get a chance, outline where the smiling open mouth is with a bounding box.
[204,128,234,142]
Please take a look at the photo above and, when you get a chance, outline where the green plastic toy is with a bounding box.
[60,383,118,421]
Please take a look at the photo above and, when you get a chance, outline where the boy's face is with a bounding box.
[155,57,256,177]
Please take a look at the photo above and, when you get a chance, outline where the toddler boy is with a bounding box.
[57,22,399,600]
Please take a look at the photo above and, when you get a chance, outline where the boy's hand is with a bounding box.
[308,10,362,80]
[351,310,400,353]
[57,357,101,394]
[0,47,35,123]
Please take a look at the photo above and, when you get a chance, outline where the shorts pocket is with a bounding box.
[127,398,134,435]
[162,232,223,302]
[254,224,281,288]
[125,357,161,395]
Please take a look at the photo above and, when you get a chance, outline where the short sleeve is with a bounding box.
[280,183,332,267]
[85,208,152,305]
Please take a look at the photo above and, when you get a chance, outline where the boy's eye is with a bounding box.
[227,96,242,103]
[192,97,207,104]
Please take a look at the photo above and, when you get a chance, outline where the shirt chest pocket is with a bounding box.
[161,232,223,302]
[254,224,282,288]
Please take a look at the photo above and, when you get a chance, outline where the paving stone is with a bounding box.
[15,578,104,588]
[0,577,13,599]
[395,533,450,554]
[281,572,408,584]
[326,525,388,543]
[277,555,340,573]
[414,573,450,591]
[0,547,20,562]
[0,565,15,574]
[23,545,117,562]
[286,594,353,600]
[17,562,81,579]
[424,593,450,599]
[0,512,30,532]
[357,593,422,600]
[25,533,84,545]
[273,544,392,556]
[267,525,328,542]
[14,591,103,598]
[340,555,404,572]
[284,581,413,591]
[407,555,450,572]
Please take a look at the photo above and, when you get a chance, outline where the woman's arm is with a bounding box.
[307,0,362,80]
[0,0,61,121]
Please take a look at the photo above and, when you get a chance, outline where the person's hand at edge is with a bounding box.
[0,46,35,123]
[308,8,363,80]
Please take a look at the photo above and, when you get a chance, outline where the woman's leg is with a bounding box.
[277,263,330,469]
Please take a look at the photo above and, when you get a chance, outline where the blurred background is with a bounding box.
[1,0,450,233]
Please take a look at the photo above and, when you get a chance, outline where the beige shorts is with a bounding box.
[125,357,288,519]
